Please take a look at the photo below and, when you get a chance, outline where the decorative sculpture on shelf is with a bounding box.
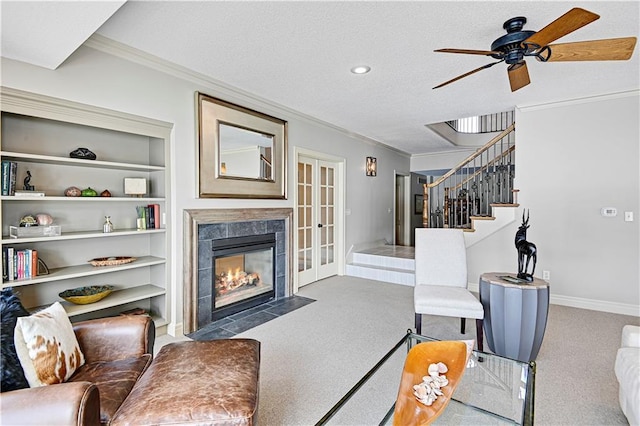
[515,209,537,282]
[23,171,34,190]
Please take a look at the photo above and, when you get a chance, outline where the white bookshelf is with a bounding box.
[0,87,172,333]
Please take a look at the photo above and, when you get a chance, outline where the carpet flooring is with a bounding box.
[157,275,639,425]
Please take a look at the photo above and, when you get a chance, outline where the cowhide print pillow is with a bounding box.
[14,302,85,387]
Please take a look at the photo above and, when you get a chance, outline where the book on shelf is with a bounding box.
[1,161,18,196]
[145,206,151,229]
[2,248,38,282]
[147,204,160,229]
[136,204,161,230]
[2,247,7,281]
[1,161,10,196]
[147,205,154,229]
[8,162,17,196]
[6,247,14,281]
[149,203,160,229]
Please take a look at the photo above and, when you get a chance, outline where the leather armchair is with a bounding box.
[1,314,155,426]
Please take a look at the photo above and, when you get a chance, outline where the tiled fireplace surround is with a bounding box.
[183,208,293,334]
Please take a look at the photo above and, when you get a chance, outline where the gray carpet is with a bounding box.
[160,275,639,425]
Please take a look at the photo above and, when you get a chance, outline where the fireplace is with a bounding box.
[185,209,293,333]
[211,233,276,320]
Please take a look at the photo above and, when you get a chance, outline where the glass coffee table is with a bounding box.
[316,331,535,425]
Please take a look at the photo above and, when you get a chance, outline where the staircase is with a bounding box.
[346,123,518,283]
[421,123,517,232]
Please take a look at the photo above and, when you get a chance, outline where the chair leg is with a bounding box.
[415,313,422,335]
[475,319,484,352]
[460,318,466,334]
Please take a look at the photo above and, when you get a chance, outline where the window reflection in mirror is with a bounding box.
[219,123,274,181]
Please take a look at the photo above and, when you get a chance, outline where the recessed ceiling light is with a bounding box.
[351,65,371,74]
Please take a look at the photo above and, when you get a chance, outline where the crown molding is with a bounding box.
[83,34,410,158]
[517,89,639,112]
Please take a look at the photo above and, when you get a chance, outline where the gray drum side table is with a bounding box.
[479,272,550,362]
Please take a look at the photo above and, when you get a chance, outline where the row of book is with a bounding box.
[136,204,161,230]
[3,247,38,282]
[1,161,18,196]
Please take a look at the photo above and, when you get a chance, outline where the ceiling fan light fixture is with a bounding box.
[351,65,371,74]
[433,8,628,91]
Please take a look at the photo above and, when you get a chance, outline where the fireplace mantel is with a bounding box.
[183,208,293,333]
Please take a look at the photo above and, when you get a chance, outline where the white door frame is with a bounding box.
[394,171,411,246]
[293,147,346,293]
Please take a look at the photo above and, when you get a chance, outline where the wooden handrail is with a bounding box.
[426,123,515,189]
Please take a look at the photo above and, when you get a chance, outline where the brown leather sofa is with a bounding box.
[1,314,155,425]
[2,315,261,426]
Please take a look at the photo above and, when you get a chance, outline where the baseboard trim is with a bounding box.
[167,322,184,337]
[468,281,639,317]
[550,294,639,317]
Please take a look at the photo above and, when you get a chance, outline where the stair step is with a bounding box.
[470,215,495,221]
[352,252,414,270]
[345,262,415,286]
[491,203,519,207]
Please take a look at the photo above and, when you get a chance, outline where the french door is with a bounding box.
[297,156,339,287]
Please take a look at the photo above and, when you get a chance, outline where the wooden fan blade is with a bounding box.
[508,62,531,92]
[433,61,502,89]
[525,8,600,48]
[435,48,499,56]
[546,37,637,61]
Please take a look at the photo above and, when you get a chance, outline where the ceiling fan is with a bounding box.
[433,8,637,92]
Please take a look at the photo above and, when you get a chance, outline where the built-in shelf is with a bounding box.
[1,256,166,288]
[1,196,165,202]
[60,284,166,317]
[1,87,172,332]
[2,228,165,244]
[1,151,165,171]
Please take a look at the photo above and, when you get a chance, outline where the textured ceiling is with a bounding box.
[2,1,638,154]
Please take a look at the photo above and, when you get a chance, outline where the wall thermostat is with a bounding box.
[601,207,617,217]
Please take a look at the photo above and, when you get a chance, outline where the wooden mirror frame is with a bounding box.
[197,92,287,199]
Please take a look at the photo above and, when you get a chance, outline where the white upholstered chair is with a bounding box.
[414,228,484,351]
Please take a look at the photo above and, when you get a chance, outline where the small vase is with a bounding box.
[103,216,114,233]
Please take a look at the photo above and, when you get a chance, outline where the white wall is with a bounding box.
[414,91,640,316]
[411,148,475,173]
[1,42,410,334]
[515,92,639,315]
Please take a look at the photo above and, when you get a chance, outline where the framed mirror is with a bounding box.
[197,93,287,198]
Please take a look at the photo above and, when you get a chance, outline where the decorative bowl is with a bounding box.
[392,340,472,425]
[59,285,114,305]
[89,256,136,267]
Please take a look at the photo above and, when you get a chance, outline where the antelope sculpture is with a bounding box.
[515,210,537,282]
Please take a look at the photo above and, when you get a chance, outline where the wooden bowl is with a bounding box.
[88,256,136,267]
[392,340,472,426]
[59,285,114,304]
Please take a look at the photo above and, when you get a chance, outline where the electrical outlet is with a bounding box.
[542,270,550,281]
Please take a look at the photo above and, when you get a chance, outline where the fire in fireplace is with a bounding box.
[212,233,276,320]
